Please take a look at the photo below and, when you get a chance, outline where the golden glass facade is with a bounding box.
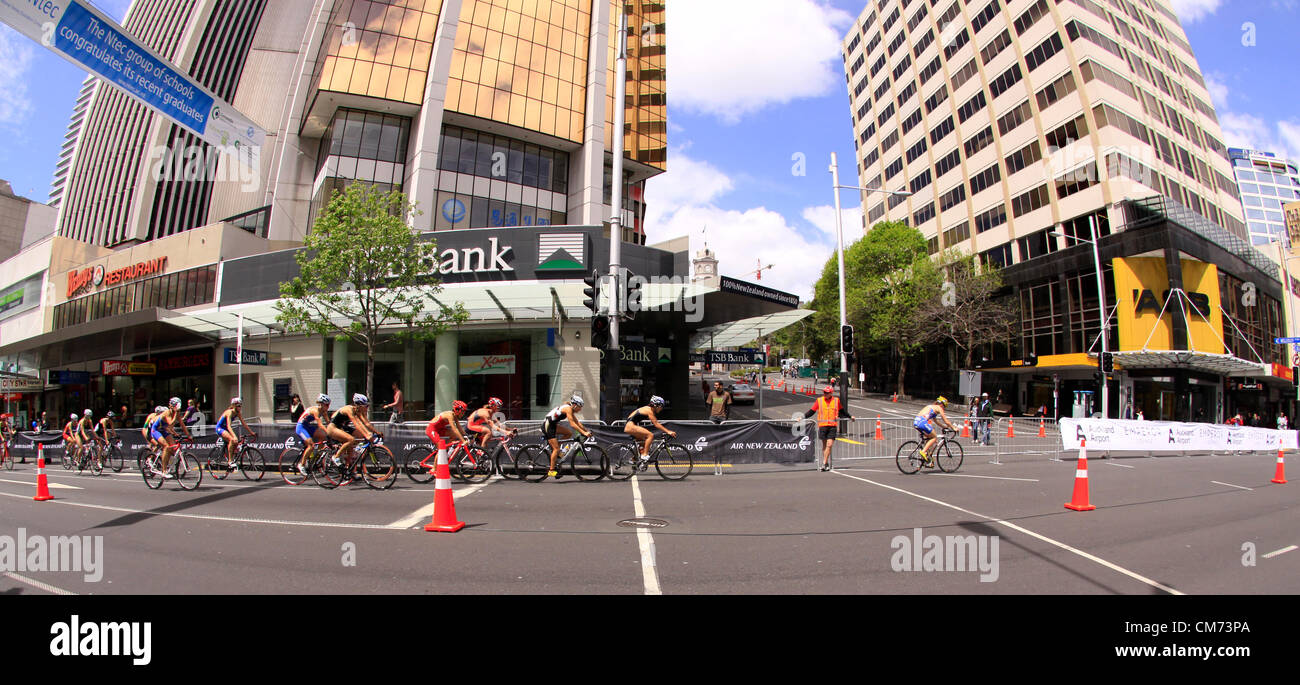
[605,1,666,169]
[445,0,592,143]
[309,0,442,106]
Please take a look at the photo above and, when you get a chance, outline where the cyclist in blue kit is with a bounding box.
[913,397,958,468]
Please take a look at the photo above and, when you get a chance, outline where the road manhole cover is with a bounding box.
[618,518,669,528]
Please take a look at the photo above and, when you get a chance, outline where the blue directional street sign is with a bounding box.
[1274,337,1300,344]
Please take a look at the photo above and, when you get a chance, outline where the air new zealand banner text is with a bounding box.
[1059,419,1298,452]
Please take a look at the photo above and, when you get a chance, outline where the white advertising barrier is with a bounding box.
[0,0,264,172]
[1059,418,1299,452]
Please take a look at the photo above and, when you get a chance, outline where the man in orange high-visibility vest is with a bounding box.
[804,386,854,471]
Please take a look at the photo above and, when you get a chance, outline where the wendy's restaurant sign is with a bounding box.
[67,257,168,298]
[102,360,157,376]
[458,355,516,375]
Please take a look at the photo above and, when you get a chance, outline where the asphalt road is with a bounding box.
[2,417,1296,595]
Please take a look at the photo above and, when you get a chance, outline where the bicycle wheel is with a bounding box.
[137,448,152,473]
[448,446,470,483]
[361,445,397,490]
[142,456,164,489]
[515,445,550,482]
[404,445,437,484]
[498,444,524,479]
[609,444,637,481]
[89,446,104,476]
[573,444,609,482]
[278,447,307,485]
[240,447,267,481]
[654,443,693,480]
[1,444,11,471]
[455,445,494,484]
[895,441,922,474]
[936,439,964,473]
[109,445,125,473]
[62,447,74,470]
[206,445,231,480]
[175,452,202,491]
[313,450,343,489]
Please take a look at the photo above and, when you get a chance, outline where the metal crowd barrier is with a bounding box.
[829,415,1066,465]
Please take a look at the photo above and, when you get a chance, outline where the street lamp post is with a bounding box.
[1048,220,1109,417]
[829,153,912,410]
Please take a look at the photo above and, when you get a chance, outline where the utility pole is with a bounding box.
[602,10,628,423]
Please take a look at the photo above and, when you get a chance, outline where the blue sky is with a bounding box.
[1,0,1297,300]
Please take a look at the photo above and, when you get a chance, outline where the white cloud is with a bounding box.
[0,26,35,127]
[1169,0,1224,23]
[645,152,836,301]
[801,204,864,241]
[1204,74,1229,111]
[667,0,853,123]
[1207,76,1300,162]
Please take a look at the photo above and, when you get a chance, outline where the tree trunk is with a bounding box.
[895,339,907,398]
[365,345,375,409]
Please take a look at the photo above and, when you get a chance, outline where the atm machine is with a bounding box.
[1072,390,1094,419]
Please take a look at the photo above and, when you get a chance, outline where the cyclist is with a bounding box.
[467,397,514,448]
[76,409,97,462]
[293,394,332,475]
[623,396,676,465]
[93,410,117,454]
[804,386,855,472]
[327,393,380,465]
[425,401,470,462]
[152,397,192,479]
[141,406,164,450]
[542,395,594,478]
[214,398,256,471]
[61,413,78,462]
[913,396,958,468]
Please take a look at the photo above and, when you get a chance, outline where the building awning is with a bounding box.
[0,308,216,364]
[689,309,815,350]
[1110,350,1265,376]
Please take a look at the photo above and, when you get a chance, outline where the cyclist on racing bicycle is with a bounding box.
[76,409,96,458]
[214,398,256,470]
[152,398,193,478]
[913,396,958,468]
[542,395,594,478]
[327,394,380,465]
[426,401,470,458]
[623,396,676,464]
[294,394,332,475]
[142,406,164,450]
[93,411,117,450]
[467,397,515,448]
[61,413,77,462]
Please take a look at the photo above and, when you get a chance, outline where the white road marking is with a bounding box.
[0,478,81,490]
[1262,545,1297,559]
[0,490,406,530]
[1210,480,1253,491]
[388,477,497,528]
[932,473,1039,482]
[831,470,1185,595]
[2,571,77,596]
[630,475,662,596]
[1105,461,1135,469]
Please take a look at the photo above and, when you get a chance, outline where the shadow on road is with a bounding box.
[87,484,265,530]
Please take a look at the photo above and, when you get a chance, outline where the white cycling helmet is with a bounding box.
[353,393,369,406]
[83,408,93,416]
[569,394,584,407]
[649,395,665,407]
[230,397,242,406]
[154,406,166,413]
[69,413,78,421]
[317,393,331,404]
[169,397,182,409]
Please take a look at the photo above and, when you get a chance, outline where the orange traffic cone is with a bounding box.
[1006,418,1015,438]
[891,393,897,403]
[1064,439,1096,511]
[424,448,465,532]
[1272,449,1287,484]
[1038,419,1046,438]
[961,419,971,439]
[874,417,884,441]
[34,444,53,502]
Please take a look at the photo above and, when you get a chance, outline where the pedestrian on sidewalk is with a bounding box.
[976,392,993,446]
[705,382,732,424]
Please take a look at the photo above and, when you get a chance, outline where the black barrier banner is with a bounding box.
[16,421,815,464]
[588,421,814,464]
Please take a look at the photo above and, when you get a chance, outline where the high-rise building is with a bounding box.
[1228,148,1300,246]
[1286,201,1300,247]
[54,0,667,248]
[839,0,1292,421]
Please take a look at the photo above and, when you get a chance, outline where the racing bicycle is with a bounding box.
[896,427,964,474]
[317,434,396,490]
[141,442,202,490]
[514,436,608,483]
[608,433,692,481]
[205,431,266,481]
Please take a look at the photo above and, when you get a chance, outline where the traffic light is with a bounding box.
[582,270,600,314]
[590,315,611,350]
[841,324,854,353]
[1093,371,1103,388]
[1101,352,1114,373]
[1292,366,1298,388]
[623,272,640,321]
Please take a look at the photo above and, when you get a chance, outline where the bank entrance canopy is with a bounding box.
[689,310,815,351]
[1108,351,1265,377]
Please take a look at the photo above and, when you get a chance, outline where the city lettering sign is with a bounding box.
[1133,289,1211,316]
[0,0,264,172]
[0,377,44,393]
[706,350,766,365]
[223,348,267,366]
[101,360,156,376]
[423,237,514,275]
[67,257,167,298]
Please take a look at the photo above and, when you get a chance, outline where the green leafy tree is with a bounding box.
[275,183,467,401]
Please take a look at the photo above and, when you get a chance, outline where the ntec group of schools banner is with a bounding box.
[0,0,264,170]
[1059,419,1299,452]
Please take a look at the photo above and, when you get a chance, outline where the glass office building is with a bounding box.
[1228,148,1300,246]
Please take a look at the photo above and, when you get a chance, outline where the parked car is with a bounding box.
[729,383,755,404]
